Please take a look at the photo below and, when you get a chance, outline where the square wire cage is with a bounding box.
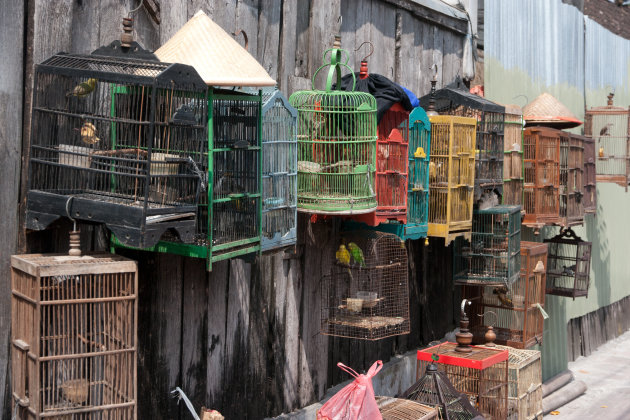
[11,253,137,420]
[523,127,560,229]
[454,205,522,286]
[464,241,548,349]
[26,48,208,249]
[582,135,597,215]
[321,230,410,340]
[544,228,592,299]
[503,105,524,206]
[427,116,477,245]
[376,396,439,420]
[558,133,584,227]
[417,343,509,420]
[259,89,298,251]
[584,95,630,189]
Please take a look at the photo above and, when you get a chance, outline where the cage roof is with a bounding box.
[155,10,276,87]
[418,78,505,114]
[523,93,583,128]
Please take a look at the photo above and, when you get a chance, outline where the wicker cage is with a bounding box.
[544,228,592,299]
[558,133,584,227]
[427,116,477,244]
[321,230,410,340]
[25,45,208,249]
[582,135,597,215]
[11,253,138,420]
[584,94,630,188]
[377,396,439,420]
[417,343,509,420]
[504,105,524,206]
[523,127,560,229]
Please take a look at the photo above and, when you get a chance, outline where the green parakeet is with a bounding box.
[347,242,366,268]
[67,78,97,98]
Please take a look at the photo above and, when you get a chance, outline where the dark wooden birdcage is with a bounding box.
[523,127,560,229]
[26,46,209,249]
[454,205,522,287]
[504,105,524,206]
[582,135,597,215]
[544,228,592,299]
[11,253,137,420]
[417,343,509,420]
[259,88,298,251]
[558,133,584,227]
[584,93,630,189]
[321,230,410,340]
[376,396,439,420]
[427,116,477,244]
[464,241,547,349]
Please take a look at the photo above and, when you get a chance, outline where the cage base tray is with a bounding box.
[325,315,406,329]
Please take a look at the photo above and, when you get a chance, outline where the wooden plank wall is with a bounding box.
[1,0,466,418]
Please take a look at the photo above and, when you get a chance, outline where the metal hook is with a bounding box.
[430,63,438,81]
[479,310,498,327]
[128,0,143,17]
[65,196,77,232]
[233,29,249,51]
[338,15,343,26]
[355,41,374,62]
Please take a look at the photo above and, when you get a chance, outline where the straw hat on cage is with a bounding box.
[523,92,582,128]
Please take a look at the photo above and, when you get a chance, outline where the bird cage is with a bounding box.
[419,81,505,203]
[584,93,630,188]
[504,105,524,206]
[427,116,477,244]
[454,205,522,286]
[522,127,560,229]
[25,45,208,249]
[11,253,137,419]
[544,228,592,299]
[259,88,298,251]
[402,361,484,420]
[376,396,439,420]
[321,230,410,340]
[417,343,509,420]
[352,103,410,226]
[582,135,597,215]
[463,241,547,349]
[558,133,584,227]
[289,43,378,215]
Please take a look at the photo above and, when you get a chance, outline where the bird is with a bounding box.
[599,123,613,137]
[76,122,100,145]
[599,147,605,158]
[335,244,351,267]
[414,147,426,159]
[66,78,97,98]
[429,161,442,183]
[562,264,576,277]
[493,285,513,308]
[347,242,366,268]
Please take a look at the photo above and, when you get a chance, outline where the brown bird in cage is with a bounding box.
[599,123,613,137]
[60,378,90,405]
[75,122,100,145]
[492,285,513,308]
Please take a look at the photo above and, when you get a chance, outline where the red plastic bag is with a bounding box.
[317,360,383,420]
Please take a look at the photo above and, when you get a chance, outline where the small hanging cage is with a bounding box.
[11,252,138,419]
[376,396,439,420]
[558,133,584,227]
[584,93,630,189]
[290,40,378,215]
[582,134,597,215]
[427,116,477,244]
[259,88,298,251]
[454,205,522,286]
[464,241,547,349]
[503,105,524,206]
[26,44,208,248]
[544,228,592,298]
[402,361,484,420]
[416,343,509,420]
[419,81,505,204]
[523,127,561,229]
[321,230,409,340]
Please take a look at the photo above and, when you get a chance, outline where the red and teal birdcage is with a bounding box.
[289,37,378,215]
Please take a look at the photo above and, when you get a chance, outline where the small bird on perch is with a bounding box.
[562,264,576,277]
[348,242,366,268]
[493,285,513,308]
[66,78,97,98]
[336,244,351,267]
[599,123,613,137]
[599,147,605,158]
[76,122,100,145]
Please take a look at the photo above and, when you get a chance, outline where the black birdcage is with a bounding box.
[26,43,208,248]
[544,228,592,299]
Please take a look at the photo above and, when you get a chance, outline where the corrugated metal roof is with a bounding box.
[585,17,630,91]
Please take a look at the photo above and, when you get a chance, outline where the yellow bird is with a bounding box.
[66,78,97,98]
[414,147,426,159]
[77,122,100,145]
[336,244,351,266]
[599,147,604,158]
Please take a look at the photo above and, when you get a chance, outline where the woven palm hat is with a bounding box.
[523,92,582,128]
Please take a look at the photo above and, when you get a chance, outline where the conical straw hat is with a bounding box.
[155,10,276,87]
[523,92,582,128]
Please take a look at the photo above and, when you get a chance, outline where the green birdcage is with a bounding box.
[289,39,378,215]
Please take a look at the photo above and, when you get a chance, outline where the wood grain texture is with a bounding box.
[206,260,229,408]
[257,0,282,81]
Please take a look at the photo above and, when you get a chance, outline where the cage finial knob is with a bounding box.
[121,17,134,48]
[455,299,473,353]
[607,90,615,106]
[426,64,439,116]
[68,229,82,256]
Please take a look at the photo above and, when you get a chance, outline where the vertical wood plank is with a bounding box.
[340,0,358,70]
[281,256,301,410]
[368,0,396,80]
[71,0,101,53]
[294,0,311,79]
[279,0,298,92]
[432,26,444,88]
[257,0,282,81]
[308,0,341,89]
[419,21,435,95]
[206,260,229,408]
[235,0,259,59]
[159,0,189,45]
[204,0,237,34]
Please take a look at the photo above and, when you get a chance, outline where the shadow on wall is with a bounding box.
[590,189,611,315]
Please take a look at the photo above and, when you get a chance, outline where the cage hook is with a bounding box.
[65,196,81,256]
[233,30,249,51]
[355,41,374,62]
[128,0,144,17]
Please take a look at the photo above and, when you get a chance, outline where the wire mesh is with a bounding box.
[544,228,592,298]
[582,135,597,215]
[503,105,524,206]
[558,133,584,227]
[11,253,137,420]
[321,230,409,340]
[376,396,439,420]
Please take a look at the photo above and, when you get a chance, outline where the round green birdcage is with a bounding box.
[289,44,377,214]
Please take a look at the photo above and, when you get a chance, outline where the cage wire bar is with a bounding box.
[523,127,561,230]
[464,241,547,349]
[417,343,509,420]
[427,116,477,244]
[11,253,138,420]
[321,230,410,340]
[544,228,592,299]
[558,133,584,227]
[582,135,597,215]
[584,94,630,189]
[503,105,524,206]
[26,48,208,249]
